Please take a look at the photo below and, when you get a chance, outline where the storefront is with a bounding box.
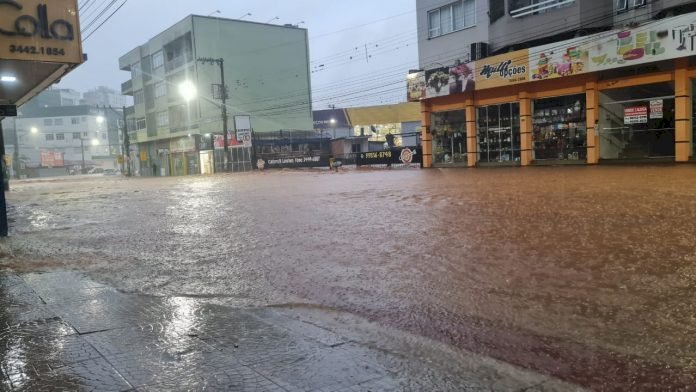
[431,110,467,165]
[599,82,675,160]
[170,136,199,176]
[533,94,587,162]
[413,12,696,168]
[478,103,521,165]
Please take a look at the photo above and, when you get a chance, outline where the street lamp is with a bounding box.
[96,116,105,124]
[330,118,336,139]
[197,57,231,172]
[30,127,38,134]
[178,80,198,102]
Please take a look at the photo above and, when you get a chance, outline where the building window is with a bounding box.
[428,0,475,38]
[157,111,169,127]
[81,117,87,122]
[56,133,65,141]
[136,118,146,130]
[83,132,88,137]
[489,0,505,23]
[155,82,167,98]
[71,117,79,125]
[131,61,141,79]
[510,0,573,17]
[134,90,144,105]
[152,50,164,69]
[616,0,628,11]
[54,118,64,126]
[632,0,646,7]
[72,132,81,139]
[45,134,54,141]
[44,119,53,126]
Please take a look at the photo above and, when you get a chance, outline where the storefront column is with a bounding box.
[519,92,533,166]
[585,81,600,164]
[675,58,693,162]
[465,99,477,167]
[421,101,433,168]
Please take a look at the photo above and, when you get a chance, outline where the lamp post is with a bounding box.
[99,105,131,176]
[330,118,336,139]
[79,138,100,174]
[196,57,230,172]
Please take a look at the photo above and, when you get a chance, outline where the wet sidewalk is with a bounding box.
[0,271,582,391]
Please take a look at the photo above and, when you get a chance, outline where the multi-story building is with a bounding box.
[413,0,696,167]
[118,15,312,176]
[20,88,84,111]
[1,106,120,177]
[83,86,127,108]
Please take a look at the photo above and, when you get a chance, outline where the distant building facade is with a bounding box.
[83,86,127,108]
[119,15,312,176]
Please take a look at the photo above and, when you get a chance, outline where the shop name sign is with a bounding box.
[0,0,83,63]
[480,60,526,80]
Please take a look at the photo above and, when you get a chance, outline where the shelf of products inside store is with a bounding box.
[532,105,587,160]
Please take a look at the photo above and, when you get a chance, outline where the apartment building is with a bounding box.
[412,0,696,167]
[119,15,312,176]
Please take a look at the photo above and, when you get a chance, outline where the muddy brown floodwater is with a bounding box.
[3,166,696,390]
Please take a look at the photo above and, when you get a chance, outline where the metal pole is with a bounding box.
[121,105,131,176]
[80,138,85,174]
[219,59,230,172]
[12,118,19,179]
[0,120,8,236]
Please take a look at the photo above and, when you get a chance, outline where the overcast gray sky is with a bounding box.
[62,0,419,109]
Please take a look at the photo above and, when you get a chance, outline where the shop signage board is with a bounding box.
[236,130,252,147]
[0,0,83,64]
[624,106,648,124]
[170,136,196,153]
[476,50,528,90]
[40,150,63,167]
[425,67,450,98]
[650,99,664,119]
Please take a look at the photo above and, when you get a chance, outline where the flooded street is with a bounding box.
[3,166,696,390]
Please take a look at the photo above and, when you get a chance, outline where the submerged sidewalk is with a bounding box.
[0,271,582,391]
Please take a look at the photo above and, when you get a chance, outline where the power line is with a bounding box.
[83,0,129,42]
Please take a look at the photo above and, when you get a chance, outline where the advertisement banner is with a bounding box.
[214,132,245,149]
[587,14,696,72]
[448,61,475,94]
[529,37,589,80]
[0,0,84,64]
[624,106,648,124]
[407,71,426,102]
[650,99,664,119]
[356,147,422,166]
[262,155,329,169]
[476,50,529,89]
[425,67,451,98]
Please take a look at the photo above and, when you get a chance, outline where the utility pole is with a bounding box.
[197,57,230,172]
[80,137,86,174]
[119,105,131,176]
[12,118,19,179]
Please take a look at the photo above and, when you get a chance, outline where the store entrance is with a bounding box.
[477,103,521,164]
[431,110,467,165]
[533,94,587,162]
[599,83,675,160]
[200,151,214,174]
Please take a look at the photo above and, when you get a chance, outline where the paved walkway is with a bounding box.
[0,271,582,391]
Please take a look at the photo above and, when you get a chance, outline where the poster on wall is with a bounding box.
[448,60,475,94]
[624,106,648,124]
[529,37,589,80]
[476,50,528,89]
[650,99,664,119]
[407,71,426,101]
[425,67,451,98]
[588,13,696,72]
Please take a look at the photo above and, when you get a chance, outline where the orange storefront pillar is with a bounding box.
[466,98,477,167]
[675,58,693,162]
[519,92,533,166]
[586,80,600,164]
[421,101,433,168]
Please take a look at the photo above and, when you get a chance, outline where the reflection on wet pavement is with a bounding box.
[0,271,570,391]
[3,167,696,389]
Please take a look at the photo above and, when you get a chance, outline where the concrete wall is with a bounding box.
[416,0,488,68]
[192,16,312,134]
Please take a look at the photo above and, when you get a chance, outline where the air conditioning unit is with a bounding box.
[470,42,489,61]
